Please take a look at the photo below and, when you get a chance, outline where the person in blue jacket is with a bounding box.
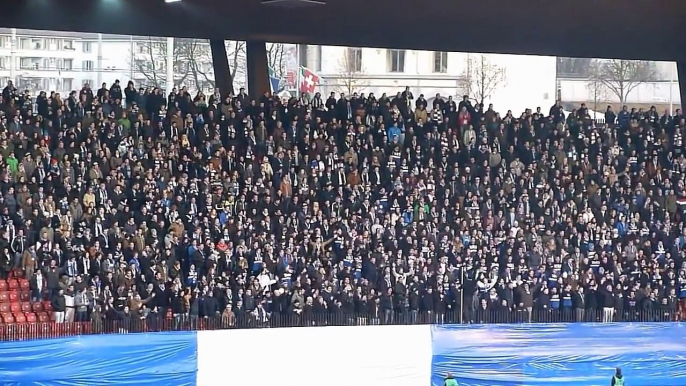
[387,123,401,143]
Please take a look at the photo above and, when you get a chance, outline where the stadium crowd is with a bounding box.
[0,77,685,333]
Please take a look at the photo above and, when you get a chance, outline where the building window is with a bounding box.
[61,78,73,91]
[388,49,405,73]
[82,60,94,71]
[83,42,92,53]
[347,48,362,73]
[433,51,448,73]
[59,59,73,71]
[30,38,43,50]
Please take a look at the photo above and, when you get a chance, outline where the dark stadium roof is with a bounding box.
[2,0,685,61]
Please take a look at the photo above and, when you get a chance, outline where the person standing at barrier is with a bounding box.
[611,367,624,386]
[52,289,66,323]
[602,282,615,323]
[443,372,458,386]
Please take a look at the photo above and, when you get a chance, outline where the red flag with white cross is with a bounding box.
[299,66,320,94]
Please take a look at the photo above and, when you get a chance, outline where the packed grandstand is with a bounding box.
[0,78,685,340]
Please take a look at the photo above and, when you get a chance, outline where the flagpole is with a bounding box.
[296,44,301,98]
[670,63,675,116]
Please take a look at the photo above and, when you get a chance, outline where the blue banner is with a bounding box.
[431,323,686,386]
[0,332,198,385]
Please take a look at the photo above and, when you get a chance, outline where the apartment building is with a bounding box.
[0,29,219,96]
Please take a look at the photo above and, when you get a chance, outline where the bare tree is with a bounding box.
[185,40,214,93]
[227,41,247,89]
[187,41,247,91]
[132,38,250,94]
[585,62,610,120]
[557,57,593,78]
[131,37,196,90]
[333,48,368,95]
[131,37,166,88]
[266,43,287,80]
[458,54,507,106]
[596,59,657,103]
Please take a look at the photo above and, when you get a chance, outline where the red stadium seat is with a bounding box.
[7,279,18,291]
[8,292,18,302]
[37,313,49,322]
[25,313,36,323]
[0,281,7,291]
[19,279,29,291]
[21,303,31,313]
[13,313,26,323]
[9,303,21,313]
[32,302,44,313]
[0,292,7,303]
[0,304,8,313]
[19,291,30,302]
[42,301,53,312]
[2,314,13,324]
[12,269,24,278]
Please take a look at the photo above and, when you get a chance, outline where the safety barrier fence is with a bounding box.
[0,309,680,342]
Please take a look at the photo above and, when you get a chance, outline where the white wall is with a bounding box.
[560,78,681,105]
[79,40,136,88]
[196,325,433,386]
[317,47,557,114]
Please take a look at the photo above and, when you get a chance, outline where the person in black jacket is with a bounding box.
[124,81,137,107]
[602,283,615,323]
[572,287,586,322]
[380,288,393,324]
[605,105,617,126]
[202,290,220,325]
[52,289,66,323]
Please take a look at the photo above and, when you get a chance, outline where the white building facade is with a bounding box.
[0,29,220,97]
[0,28,679,112]
[307,45,558,114]
[560,79,680,105]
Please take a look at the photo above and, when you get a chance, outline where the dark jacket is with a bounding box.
[51,295,66,312]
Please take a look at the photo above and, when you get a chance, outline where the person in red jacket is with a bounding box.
[458,105,471,127]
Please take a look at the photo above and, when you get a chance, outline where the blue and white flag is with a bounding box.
[268,67,281,93]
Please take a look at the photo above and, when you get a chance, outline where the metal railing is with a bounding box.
[0,309,680,342]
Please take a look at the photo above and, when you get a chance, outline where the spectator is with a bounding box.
[75,287,89,322]
[52,289,66,323]
[0,79,682,335]
[64,284,76,323]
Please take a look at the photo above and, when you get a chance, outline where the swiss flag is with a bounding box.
[299,66,320,94]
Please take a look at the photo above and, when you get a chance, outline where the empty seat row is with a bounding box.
[0,291,33,303]
[0,302,49,313]
[1,312,52,324]
[0,279,30,292]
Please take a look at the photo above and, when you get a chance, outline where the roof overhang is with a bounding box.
[4,0,685,61]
